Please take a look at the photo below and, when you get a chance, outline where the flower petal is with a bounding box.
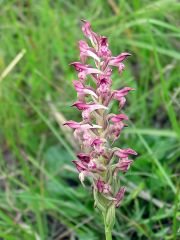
[71,101,90,110]
[63,120,80,129]
[109,52,131,65]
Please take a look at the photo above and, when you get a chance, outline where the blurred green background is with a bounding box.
[0,0,180,239]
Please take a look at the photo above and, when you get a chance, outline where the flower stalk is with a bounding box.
[64,20,137,238]
[104,214,112,240]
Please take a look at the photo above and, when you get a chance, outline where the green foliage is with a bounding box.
[0,0,180,239]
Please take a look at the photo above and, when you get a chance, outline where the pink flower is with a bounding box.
[64,121,102,130]
[73,157,96,173]
[97,84,109,97]
[71,101,91,110]
[105,68,113,76]
[109,53,131,74]
[96,178,111,194]
[109,122,125,141]
[63,120,81,129]
[109,114,129,123]
[79,40,100,63]
[82,104,108,121]
[81,20,99,45]
[118,63,125,74]
[109,52,131,64]
[82,130,94,147]
[114,159,133,175]
[118,97,126,109]
[111,87,135,109]
[70,62,102,81]
[98,36,111,58]
[115,187,126,207]
[97,75,112,97]
[115,148,137,159]
[91,138,105,155]
[96,178,104,192]
[97,75,112,86]
[72,160,92,184]
[113,87,135,100]
[72,160,87,172]
[72,102,107,112]
[72,80,98,99]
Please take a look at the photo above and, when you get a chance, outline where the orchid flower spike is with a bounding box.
[64,20,137,239]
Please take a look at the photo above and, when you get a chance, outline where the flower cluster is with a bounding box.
[64,20,137,216]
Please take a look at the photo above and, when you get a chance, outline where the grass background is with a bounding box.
[0,0,180,239]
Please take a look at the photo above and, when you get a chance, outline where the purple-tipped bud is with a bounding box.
[115,187,126,207]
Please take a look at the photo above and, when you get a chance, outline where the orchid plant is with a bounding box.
[64,20,137,240]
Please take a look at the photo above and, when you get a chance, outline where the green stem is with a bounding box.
[105,227,112,240]
[104,215,112,240]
